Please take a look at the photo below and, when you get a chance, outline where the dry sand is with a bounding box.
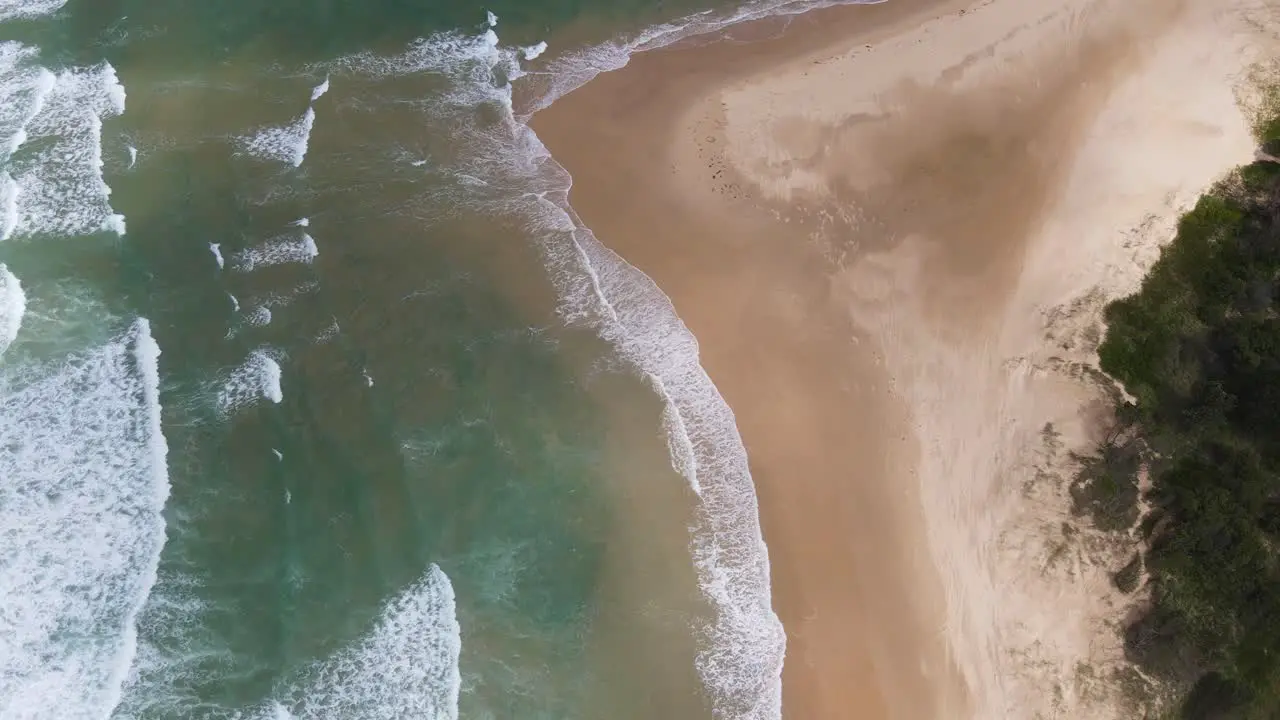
[533,0,1273,717]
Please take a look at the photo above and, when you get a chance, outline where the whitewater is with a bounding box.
[113,564,462,720]
[11,1,856,717]
[0,42,126,239]
[0,320,169,720]
[316,4,884,715]
[0,1,1072,718]
[0,263,23,355]
[0,8,173,716]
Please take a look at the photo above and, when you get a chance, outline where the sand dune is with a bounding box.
[534,0,1275,716]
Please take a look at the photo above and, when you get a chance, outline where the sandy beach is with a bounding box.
[533,0,1271,717]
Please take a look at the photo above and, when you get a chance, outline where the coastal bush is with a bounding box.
[1114,552,1143,594]
[1096,134,1280,717]
[1071,432,1143,532]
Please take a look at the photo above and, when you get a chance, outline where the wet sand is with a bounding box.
[532,0,1264,717]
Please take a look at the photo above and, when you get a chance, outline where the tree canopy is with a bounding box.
[1097,125,1280,718]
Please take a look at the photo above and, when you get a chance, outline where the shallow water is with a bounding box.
[0,0,847,717]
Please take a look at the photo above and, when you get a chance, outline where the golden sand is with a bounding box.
[533,0,1268,716]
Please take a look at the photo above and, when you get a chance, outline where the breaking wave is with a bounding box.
[231,232,319,272]
[0,262,23,355]
[318,3,874,713]
[0,319,170,720]
[218,349,284,413]
[0,42,127,238]
[241,107,315,168]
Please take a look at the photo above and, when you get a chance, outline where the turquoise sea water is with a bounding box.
[0,0,851,717]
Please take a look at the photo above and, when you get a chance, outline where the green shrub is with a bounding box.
[1100,108,1280,718]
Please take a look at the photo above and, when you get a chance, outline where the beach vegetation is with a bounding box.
[1070,426,1143,532]
[1113,552,1143,594]
[1095,111,1280,718]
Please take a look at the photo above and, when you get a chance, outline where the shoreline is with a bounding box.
[533,2,973,717]
[532,0,1268,717]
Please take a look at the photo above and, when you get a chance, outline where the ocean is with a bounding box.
[0,0,844,717]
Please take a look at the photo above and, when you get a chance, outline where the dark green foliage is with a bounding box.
[1097,148,1280,717]
[1260,116,1280,148]
[1114,552,1143,594]
[1072,432,1143,532]
[1180,672,1252,720]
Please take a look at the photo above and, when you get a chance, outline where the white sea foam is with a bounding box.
[227,293,240,312]
[0,49,127,239]
[310,76,330,102]
[0,279,123,359]
[291,216,310,227]
[320,12,851,715]
[218,349,283,414]
[121,567,459,718]
[520,41,788,720]
[322,24,506,85]
[651,373,699,491]
[0,263,24,356]
[6,128,25,154]
[261,281,319,308]
[275,565,461,720]
[224,284,317,337]
[486,10,498,27]
[208,242,224,269]
[241,107,315,168]
[506,8,924,710]
[0,171,17,241]
[362,368,373,387]
[0,45,39,243]
[0,319,170,719]
[313,320,340,343]
[522,41,548,61]
[318,4,911,713]
[0,0,67,22]
[244,305,272,326]
[126,145,137,168]
[520,0,855,116]
[549,187,786,719]
[0,44,51,159]
[232,232,318,271]
[103,213,126,235]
